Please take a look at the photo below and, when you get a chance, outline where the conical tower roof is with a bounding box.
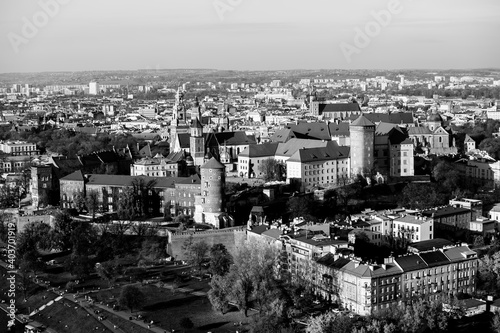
[351,114,375,127]
[201,157,225,169]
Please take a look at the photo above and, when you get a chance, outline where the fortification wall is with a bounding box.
[168,227,247,260]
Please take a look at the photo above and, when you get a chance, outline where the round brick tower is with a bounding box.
[197,157,225,227]
[350,114,375,177]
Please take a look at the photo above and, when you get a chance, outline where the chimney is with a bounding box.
[381,264,387,270]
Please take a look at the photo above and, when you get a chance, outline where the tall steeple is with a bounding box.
[170,87,189,152]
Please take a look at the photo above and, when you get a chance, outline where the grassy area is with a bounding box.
[88,305,152,333]
[30,299,111,333]
[92,283,250,332]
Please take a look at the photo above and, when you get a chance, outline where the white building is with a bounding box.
[392,215,434,242]
[89,81,99,95]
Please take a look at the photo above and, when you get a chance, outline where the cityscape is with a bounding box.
[1,1,500,333]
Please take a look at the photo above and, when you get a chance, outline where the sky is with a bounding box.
[0,0,499,73]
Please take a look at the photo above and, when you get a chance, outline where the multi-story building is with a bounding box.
[392,214,434,242]
[31,165,55,208]
[237,143,279,178]
[422,206,473,231]
[0,141,38,156]
[286,141,351,190]
[131,157,181,177]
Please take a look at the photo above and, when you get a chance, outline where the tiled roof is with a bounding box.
[443,246,477,261]
[275,139,329,158]
[207,131,257,147]
[238,143,279,158]
[288,141,349,163]
[347,112,414,125]
[328,122,350,137]
[286,122,331,141]
[408,238,454,252]
[408,126,432,135]
[86,174,197,189]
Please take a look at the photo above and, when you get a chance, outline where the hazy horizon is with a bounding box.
[1,0,499,74]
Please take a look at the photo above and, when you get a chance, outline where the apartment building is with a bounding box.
[0,140,38,156]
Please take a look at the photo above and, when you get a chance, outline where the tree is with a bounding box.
[492,311,500,333]
[399,183,444,210]
[85,190,100,220]
[184,239,209,273]
[179,317,194,330]
[306,311,354,333]
[208,274,232,314]
[17,222,52,259]
[118,285,145,313]
[0,212,14,243]
[50,210,76,251]
[258,158,286,182]
[209,243,233,276]
[287,195,316,221]
[95,261,118,288]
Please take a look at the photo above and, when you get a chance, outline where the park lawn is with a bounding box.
[143,294,250,332]
[30,299,112,333]
[88,306,152,333]
[92,284,251,332]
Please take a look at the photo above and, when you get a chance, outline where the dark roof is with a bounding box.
[270,128,293,143]
[288,141,349,163]
[394,254,428,271]
[388,127,410,145]
[347,112,414,125]
[419,251,450,267]
[60,170,84,182]
[286,122,331,141]
[316,253,350,269]
[206,131,257,147]
[201,157,225,169]
[351,115,375,127]
[318,103,361,114]
[86,174,197,189]
[408,238,454,252]
[177,133,191,149]
[422,206,471,218]
[328,122,350,137]
[239,143,279,158]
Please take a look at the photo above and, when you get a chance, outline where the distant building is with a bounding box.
[89,82,99,95]
[0,140,38,156]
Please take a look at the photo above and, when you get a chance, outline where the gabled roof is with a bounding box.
[408,126,432,135]
[464,134,475,143]
[275,139,329,158]
[408,238,454,252]
[388,127,410,145]
[206,131,257,147]
[239,143,279,158]
[328,122,350,137]
[270,128,294,143]
[351,115,375,127]
[375,122,400,136]
[286,122,331,141]
[288,141,350,163]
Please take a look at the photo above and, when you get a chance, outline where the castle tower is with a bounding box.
[350,114,375,177]
[194,157,225,228]
[170,87,189,152]
[190,117,205,166]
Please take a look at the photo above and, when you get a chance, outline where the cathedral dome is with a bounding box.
[427,113,443,122]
